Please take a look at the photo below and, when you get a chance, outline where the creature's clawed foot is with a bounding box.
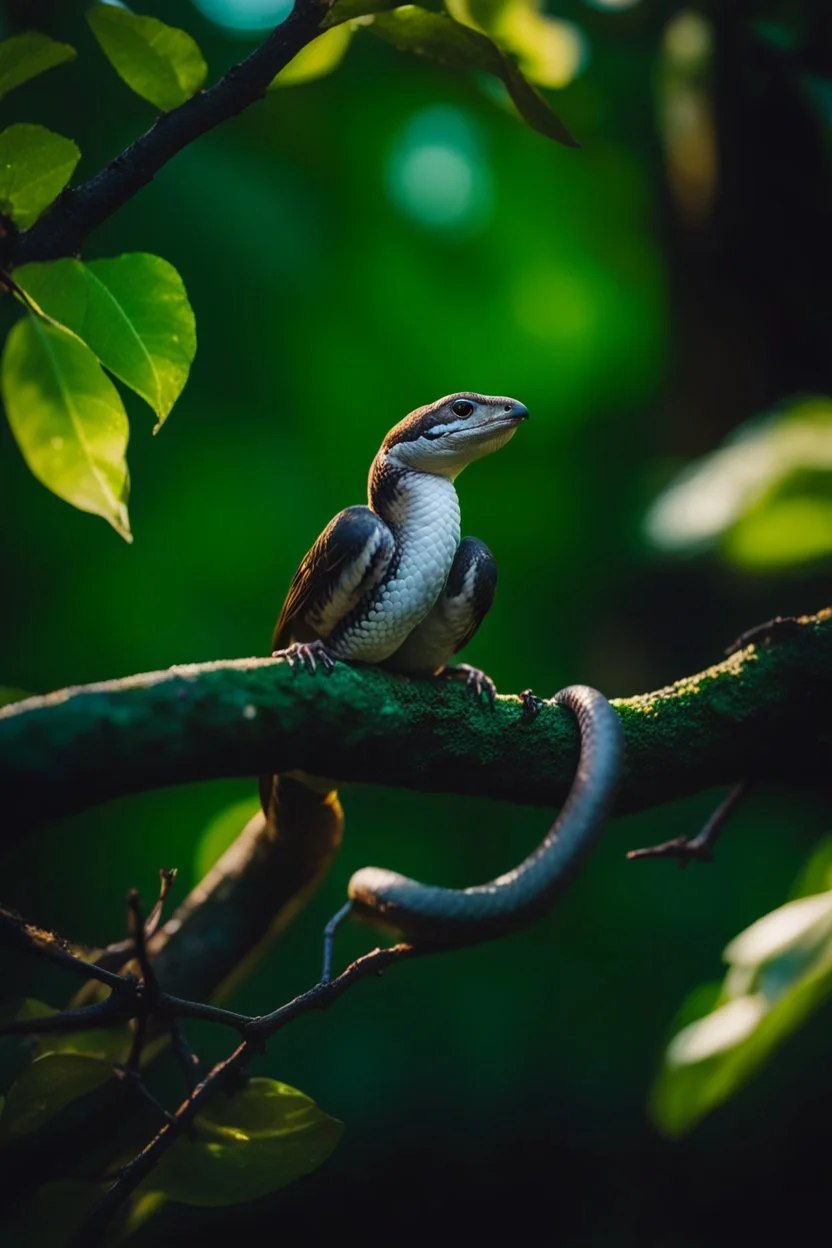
[519,688,544,719]
[272,640,336,674]
[627,782,748,869]
[441,663,497,708]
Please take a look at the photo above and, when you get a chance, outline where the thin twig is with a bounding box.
[70,942,420,1247]
[0,908,135,993]
[168,1019,201,1091]
[626,782,749,865]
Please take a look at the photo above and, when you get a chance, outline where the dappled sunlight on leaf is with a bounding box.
[446,0,586,90]
[645,395,832,570]
[148,1078,343,1205]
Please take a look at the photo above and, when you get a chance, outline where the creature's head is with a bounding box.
[381,392,529,479]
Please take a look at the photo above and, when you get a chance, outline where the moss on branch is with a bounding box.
[1,609,830,847]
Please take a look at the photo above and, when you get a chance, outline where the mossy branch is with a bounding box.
[1,609,830,849]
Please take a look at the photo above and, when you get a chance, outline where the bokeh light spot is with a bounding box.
[511,265,598,345]
[191,0,293,34]
[387,107,492,231]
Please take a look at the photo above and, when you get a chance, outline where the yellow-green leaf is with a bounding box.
[0,30,76,101]
[149,1078,343,1205]
[366,7,578,146]
[0,124,80,229]
[16,255,197,430]
[1,317,132,541]
[87,3,207,111]
[446,0,584,90]
[270,25,353,88]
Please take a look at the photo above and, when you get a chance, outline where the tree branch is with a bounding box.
[0,0,329,269]
[1,609,830,849]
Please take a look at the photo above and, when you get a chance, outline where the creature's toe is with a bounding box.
[520,688,544,719]
[273,641,336,674]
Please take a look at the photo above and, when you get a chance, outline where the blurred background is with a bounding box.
[1,0,831,1243]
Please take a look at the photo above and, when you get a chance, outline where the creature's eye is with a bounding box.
[451,399,474,418]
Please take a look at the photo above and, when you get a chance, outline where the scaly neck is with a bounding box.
[368,452,459,535]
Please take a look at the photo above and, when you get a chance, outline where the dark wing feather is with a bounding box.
[271,506,394,652]
[446,537,497,653]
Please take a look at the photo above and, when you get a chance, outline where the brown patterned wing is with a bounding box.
[271,505,394,652]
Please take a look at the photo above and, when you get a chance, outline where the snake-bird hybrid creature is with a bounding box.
[260,393,623,950]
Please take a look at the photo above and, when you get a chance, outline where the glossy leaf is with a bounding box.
[0,30,76,101]
[270,25,353,88]
[366,7,578,146]
[149,1078,343,1205]
[16,255,197,429]
[0,124,80,229]
[446,0,584,90]
[0,1053,113,1141]
[194,796,260,880]
[1,317,132,541]
[651,888,832,1136]
[87,4,207,111]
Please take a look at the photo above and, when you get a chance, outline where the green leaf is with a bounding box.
[16,255,197,430]
[87,3,207,111]
[324,0,402,28]
[194,796,260,881]
[0,124,80,230]
[0,1053,114,1141]
[149,1078,343,1205]
[651,890,832,1136]
[0,30,77,101]
[446,0,584,90]
[365,7,578,146]
[645,394,832,569]
[270,25,353,88]
[1,316,132,541]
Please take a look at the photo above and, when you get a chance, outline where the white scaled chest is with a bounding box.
[332,473,460,663]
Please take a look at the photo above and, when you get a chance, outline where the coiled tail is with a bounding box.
[347,686,623,947]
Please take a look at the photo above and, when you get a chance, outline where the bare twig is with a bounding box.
[67,943,419,1248]
[0,907,135,994]
[626,782,749,865]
